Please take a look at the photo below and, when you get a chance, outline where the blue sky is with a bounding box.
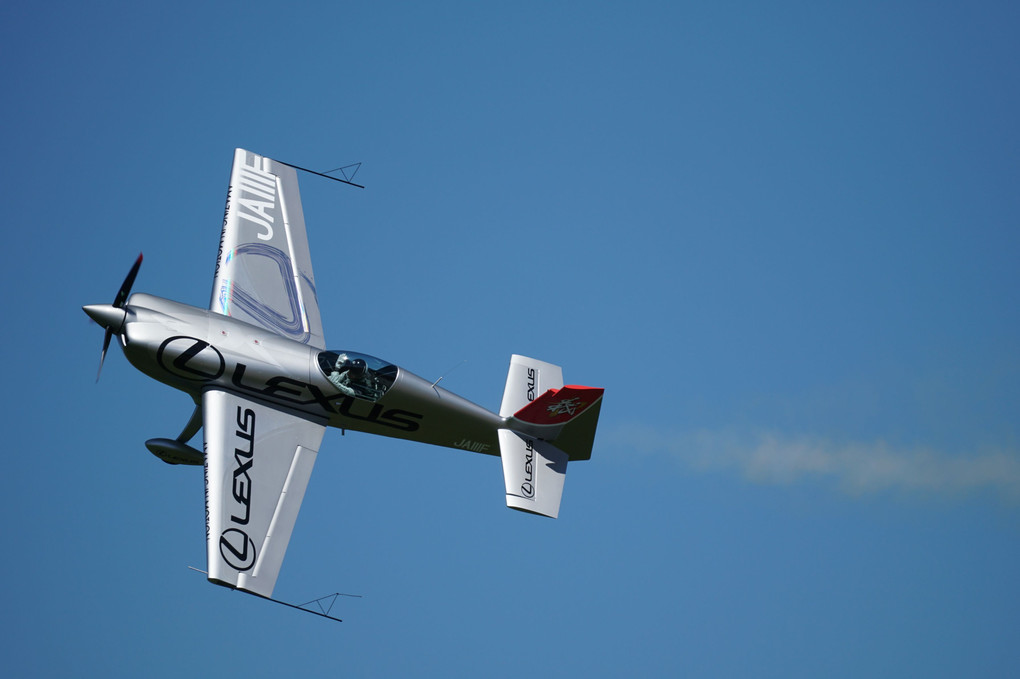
[3,1,1018,676]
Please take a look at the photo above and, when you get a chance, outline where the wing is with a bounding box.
[210,148,325,349]
[203,389,326,598]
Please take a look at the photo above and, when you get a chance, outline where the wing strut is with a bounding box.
[177,403,202,443]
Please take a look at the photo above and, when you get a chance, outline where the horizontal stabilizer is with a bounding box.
[499,430,567,518]
[496,354,603,517]
[499,354,564,418]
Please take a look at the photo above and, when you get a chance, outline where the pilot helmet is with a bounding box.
[348,358,368,379]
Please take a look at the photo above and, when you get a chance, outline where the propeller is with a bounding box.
[87,253,143,382]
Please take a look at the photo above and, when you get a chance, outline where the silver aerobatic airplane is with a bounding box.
[84,149,603,615]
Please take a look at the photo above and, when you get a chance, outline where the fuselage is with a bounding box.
[118,293,505,456]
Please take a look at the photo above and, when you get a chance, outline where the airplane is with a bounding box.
[83,149,604,618]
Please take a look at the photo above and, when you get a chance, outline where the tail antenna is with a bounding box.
[431,360,468,390]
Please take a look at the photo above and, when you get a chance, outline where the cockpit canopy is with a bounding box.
[317,350,397,402]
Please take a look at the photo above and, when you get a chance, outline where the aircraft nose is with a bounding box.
[83,304,127,333]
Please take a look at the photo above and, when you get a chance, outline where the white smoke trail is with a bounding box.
[604,423,1020,500]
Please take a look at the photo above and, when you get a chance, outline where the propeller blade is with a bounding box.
[113,253,144,308]
[95,253,143,382]
[97,329,113,382]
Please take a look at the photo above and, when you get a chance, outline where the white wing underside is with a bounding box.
[210,148,325,349]
[204,150,328,598]
[203,389,326,598]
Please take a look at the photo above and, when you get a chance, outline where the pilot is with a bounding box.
[328,353,367,398]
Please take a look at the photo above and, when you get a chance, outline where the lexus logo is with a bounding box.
[219,528,257,571]
[157,336,225,381]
